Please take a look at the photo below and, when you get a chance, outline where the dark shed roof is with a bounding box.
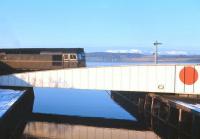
[0,48,84,54]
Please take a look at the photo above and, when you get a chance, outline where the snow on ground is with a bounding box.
[0,89,24,118]
[173,100,200,113]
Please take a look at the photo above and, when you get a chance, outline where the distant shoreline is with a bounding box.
[86,52,200,63]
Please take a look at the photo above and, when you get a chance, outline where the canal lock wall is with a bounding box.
[111,91,200,139]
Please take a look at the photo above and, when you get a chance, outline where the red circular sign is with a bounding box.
[179,67,198,85]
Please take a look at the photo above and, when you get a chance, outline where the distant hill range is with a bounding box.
[86,52,200,63]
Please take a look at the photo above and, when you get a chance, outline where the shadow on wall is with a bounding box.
[0,60,32,87]
[0,73,32,87]
[0,61,32,87]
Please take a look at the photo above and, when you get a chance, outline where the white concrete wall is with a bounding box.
[0,65,199,94]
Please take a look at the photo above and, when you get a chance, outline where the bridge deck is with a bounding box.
[0,65,199,94]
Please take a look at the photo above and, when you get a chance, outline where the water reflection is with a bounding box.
[21,113,160,139]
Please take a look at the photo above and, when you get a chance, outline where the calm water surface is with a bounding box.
[33,88,135,120]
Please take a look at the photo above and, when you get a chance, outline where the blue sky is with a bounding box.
[0,0,200,54]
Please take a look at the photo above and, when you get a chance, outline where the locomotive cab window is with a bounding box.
[70,54,77,60]
[63,54,68,60]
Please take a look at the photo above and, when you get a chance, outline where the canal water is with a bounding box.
[33,88,135,120]
[21,62,194,139]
